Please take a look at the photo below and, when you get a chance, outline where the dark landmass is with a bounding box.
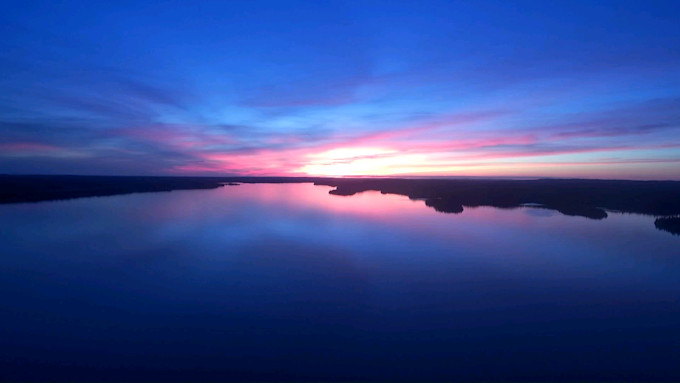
[0,175,226,204]
[655,217,680,236]
[425,197,464,214]
[315,177,680,220]
[2,174,680,235]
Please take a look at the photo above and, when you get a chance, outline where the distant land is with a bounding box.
[1,174,679,235]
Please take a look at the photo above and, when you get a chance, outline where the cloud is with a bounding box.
[1,2,679,178]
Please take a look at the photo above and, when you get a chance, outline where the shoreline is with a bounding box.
[2,174,679,235]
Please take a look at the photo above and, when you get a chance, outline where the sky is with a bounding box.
[1,0,679,179]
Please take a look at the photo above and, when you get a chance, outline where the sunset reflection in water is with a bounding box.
[0,183,679,381]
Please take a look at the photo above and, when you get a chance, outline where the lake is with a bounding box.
[1,183,679,381]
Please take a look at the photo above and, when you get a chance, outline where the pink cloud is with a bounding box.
[108,124,237,151]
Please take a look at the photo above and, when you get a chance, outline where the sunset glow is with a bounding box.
[3,2,680,381]
[1,2,679,179]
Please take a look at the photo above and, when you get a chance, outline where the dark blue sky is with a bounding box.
[1,0,679,178]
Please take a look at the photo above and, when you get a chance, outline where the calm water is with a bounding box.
[1,183,679,381]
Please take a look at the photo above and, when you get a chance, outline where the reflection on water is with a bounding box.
[1,183,679,381]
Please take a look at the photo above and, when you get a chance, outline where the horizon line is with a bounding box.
[2,173,680,182]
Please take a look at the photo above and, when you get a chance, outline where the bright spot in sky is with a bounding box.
[299,147,435,176]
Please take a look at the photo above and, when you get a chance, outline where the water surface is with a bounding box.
[1,183,679,381]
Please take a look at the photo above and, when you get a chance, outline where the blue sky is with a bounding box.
[1,0,679,178]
